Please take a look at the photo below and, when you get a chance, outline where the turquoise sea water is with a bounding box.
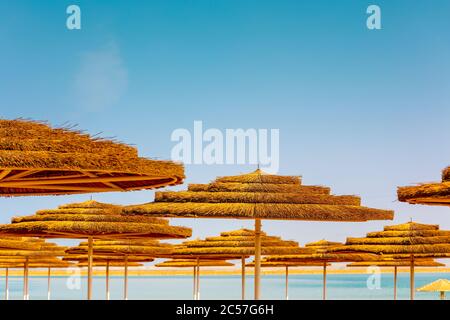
[1,273,448,300]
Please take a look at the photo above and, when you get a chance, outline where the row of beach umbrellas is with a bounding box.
[0,119,448,300]
[0,234,447,300]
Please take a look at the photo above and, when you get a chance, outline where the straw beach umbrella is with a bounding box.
[171,228,309,300]
[265,240,376,300]
[417,279,450,300]
[0,200,191,300]
[0,258,73,300]
[0,119,184,196]
[0,248,67,300]
[156,259,233,267]
[125,169,394,299]
[65,253,154,300]
[326,221,450,300]
[0,237,66,300]
[348,259,445,300]
[246,259,329,300]
[76,260,145,301]
[156,259,234,300]
[1,257,70,300]
[66,239,175,300]
[398,166,450,206]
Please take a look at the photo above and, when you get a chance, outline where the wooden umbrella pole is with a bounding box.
[241,256,246,300]
[393,266,397,301]
[254,218,262,300]
[193,266,197,300]
[5,268,9,301]
[285,266,289,300]
[47,267,51,300]
[23,263,26,300]
[440,291,445,300]
[323,262,327,301]
[87,236,93,300]
[124,255,129,300]
[196,258,200,300]
[410,255,415,301]
[24,257,29,300]
[106,260,110,300]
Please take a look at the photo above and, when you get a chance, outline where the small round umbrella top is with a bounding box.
[124,169,394,221]
[0,119,185,197]
[0,200,192,239]
[417,279,450,292]
[398,166,450,206]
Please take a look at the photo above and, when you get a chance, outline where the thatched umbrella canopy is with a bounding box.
[156,259,234,300]
[348,258,445,300]
[156,259,233,267]
[63,254,155,263]
[77,260,145,301]
[0,237,66,300]
[0,200,191,299]
[398,166,450,206]
[417,279,450,300]
[124,169,394,299]
[65,239,175,300]
[265,239,378,300]
[171,228,310,300]
[67,239,175,257]
[0,257,73,300]
[0,119,184,196]
[66,252,154,300]
[246,258,330,300]
[347,259,445,267]
[77,261,144,267]
[326,221,450,300]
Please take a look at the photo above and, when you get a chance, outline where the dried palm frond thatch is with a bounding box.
[170,228,310,260]
[265,252,378,263]
[327,222,450,257]
[66,240,175,257]
[124,169,393,221]
[124,169,394,300]
[347,260,445,267]
[77,261,144,267]
[0,200,191,300]
[398,166,450,206]
[0,119,184,197]
[156,259,234,268]
[417,279,450,292]
[246,259,330,267]
[63,254,154,263]
[325,221,450,300]
[0,200,191,239]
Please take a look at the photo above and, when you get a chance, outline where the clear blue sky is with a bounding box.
[1,1,449,257]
